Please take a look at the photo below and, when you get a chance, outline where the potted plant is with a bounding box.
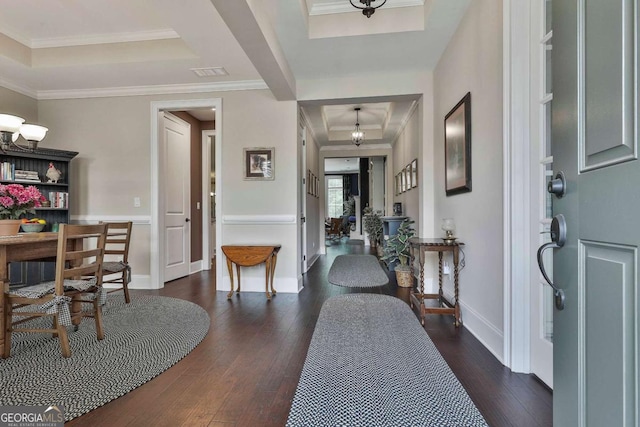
[0,183,45,235]
[381,219,415,287]
[362,206,383,249]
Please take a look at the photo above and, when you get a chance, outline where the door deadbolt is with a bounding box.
[547,171,566,198]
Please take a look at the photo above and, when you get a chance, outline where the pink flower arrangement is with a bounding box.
[0,184,46,220]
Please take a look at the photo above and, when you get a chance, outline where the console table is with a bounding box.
[221,244,281,300]
[408,238,464,327]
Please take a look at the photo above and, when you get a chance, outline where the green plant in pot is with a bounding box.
[381,219,415,287]
[362,207,383,249]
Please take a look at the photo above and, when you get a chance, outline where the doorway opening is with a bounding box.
[150,98,223,289]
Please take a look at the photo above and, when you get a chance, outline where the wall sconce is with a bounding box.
[0,114,48,152]
[441,218,457,243]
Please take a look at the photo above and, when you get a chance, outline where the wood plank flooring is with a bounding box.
[67,240,552,427]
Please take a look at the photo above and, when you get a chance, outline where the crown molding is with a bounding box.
[0,77,38,99]
[36,80,269,100]
[309,0,423,16]
[30,29,180,49]
[391,99,419,144]
[320,142,392,151]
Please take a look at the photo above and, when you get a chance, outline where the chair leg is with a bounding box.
[94,300,104,341]
[56,317,71,358]
[3,300,12,358]
[122,272,131,304]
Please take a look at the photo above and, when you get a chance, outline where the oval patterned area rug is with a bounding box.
[0,295,210,421]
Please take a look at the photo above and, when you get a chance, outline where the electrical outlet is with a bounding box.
[443,261,451,275]
[133,197,141,208]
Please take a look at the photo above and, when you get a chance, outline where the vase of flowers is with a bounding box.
[0,184,45,235]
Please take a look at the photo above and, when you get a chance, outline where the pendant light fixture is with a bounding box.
[351,107,364,147]
[349,0,387,18]
[0,114,48,152]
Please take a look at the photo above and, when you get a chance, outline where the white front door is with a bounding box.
[162,112,191,282]
[552,0,639,424]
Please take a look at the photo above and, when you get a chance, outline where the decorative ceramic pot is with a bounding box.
[395,265,413,288]
[0,220,22,236]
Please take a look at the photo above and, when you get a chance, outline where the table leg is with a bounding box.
[0,249,7,358]
[264,257,272,300]
[418,248,426,325]
[270,252,278,296]
[453,247,461,327]
[236,264,241,294]
[438,251,443,304]
[226,258,235,299]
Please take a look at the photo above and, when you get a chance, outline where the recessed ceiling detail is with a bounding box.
[307,0,424,16]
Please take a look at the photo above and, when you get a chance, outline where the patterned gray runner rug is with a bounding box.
[286,294,488,427]
[328,254,389,287]
[0,295,209,421]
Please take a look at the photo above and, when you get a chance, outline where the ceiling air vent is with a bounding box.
[190,67,228,77]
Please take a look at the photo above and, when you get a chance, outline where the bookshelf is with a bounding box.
[0,146,78,286]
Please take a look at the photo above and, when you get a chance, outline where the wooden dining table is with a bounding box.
[0,232,77,357]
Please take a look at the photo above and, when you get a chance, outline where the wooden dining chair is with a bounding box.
[326,217,343,241]
[3,223,107,358]
[100,221,133,303]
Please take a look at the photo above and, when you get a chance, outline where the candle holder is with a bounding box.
[441,218,457,244]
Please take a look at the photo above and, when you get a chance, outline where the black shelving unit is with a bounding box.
[0,146,78,286]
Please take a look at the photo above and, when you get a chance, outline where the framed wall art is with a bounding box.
[243,147,274,180]
[405,164,412,190]
[444,92,471,196]
[411,158,418,188]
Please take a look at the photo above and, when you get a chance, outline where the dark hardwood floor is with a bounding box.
[68,240,552,427]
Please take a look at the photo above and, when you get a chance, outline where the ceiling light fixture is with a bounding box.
[349,0,387,18]
[0,114,48,152]
[351,107,364,147]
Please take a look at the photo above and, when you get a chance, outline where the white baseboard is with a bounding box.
[307,253,320,270]
[190,260,203,274]
[442,289,505,364]
[219,276,300,294]
[103,274,154,290]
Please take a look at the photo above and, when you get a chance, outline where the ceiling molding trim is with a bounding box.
[320,143,392,151]
[37,80,269,100]
[299,107,319,144]
[30,29,181,49]
[309,0,423,16]
[0,77,38,99]
[391,100,419,144]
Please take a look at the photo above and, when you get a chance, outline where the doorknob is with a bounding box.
[185,218,190,222]
[547,171,566,198]
[537,214,567,310]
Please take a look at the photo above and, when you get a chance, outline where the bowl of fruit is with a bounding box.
[20,218,46,233]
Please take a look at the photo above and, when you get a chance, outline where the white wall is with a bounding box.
[38,89,300,293]
[392,104,420,225]
[0,87,38,123]
[433,0,504,361]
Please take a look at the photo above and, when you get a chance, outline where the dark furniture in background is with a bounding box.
[0,147,78,287]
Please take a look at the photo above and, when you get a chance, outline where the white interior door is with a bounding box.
[162,112,191,282]
[299,121,307,273]
[529,0,554,388]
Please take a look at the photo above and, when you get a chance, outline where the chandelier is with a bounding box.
[349,0,387,18]
[0,114,48,152]
[351,107,364,147]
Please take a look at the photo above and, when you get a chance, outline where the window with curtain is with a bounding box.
[327,176,344,218]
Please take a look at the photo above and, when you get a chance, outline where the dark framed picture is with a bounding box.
[395,173,400,196]
[444,92,471,196]
[243,147,274,180]
[400,167,407,193]
[314,176,319,197]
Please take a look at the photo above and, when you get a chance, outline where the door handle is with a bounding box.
[185,218,190,223]
[537,214,566,310]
